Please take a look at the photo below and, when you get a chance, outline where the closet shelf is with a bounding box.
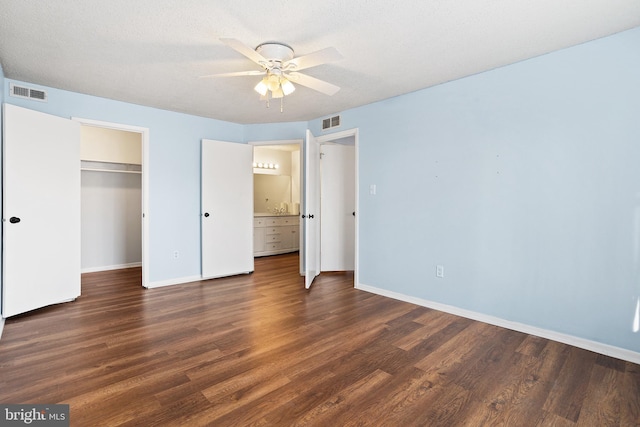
[81,167,142,174]
[80,160,142,174]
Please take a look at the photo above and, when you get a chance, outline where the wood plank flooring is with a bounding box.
[0,253,639,426]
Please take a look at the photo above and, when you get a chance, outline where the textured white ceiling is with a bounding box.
[1,0,639,124]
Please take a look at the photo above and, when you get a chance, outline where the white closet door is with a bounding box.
[320,143,355,271]
[2,104,81,317]
[201,139,254,279]
[303,130,321,289]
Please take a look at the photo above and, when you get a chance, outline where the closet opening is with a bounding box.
[76,119,149,287]
[313,128,359,287]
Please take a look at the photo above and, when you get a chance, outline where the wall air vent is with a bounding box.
[9,83,48,102]
[322,115,341,130]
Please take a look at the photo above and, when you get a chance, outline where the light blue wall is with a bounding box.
[311,27,640,352]
[2,82,244,283]
[244,121,307,142]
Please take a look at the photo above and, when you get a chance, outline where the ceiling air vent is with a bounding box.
[9,83,48,102]
[322,115,341,130]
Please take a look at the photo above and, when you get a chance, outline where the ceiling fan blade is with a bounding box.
[284,47,342,71]
[287,72,340,96]
[199,70,265,78]
[220,38,268,66]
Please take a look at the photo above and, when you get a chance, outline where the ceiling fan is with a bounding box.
[201,38,342,111]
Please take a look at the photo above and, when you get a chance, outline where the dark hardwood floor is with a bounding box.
[0,253,638,426]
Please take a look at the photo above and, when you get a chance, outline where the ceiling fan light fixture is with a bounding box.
[281,78,295,95]
[254,78,268,96]
[267,74,280,92]
[271,86,284,99]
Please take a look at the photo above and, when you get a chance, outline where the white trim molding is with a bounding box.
[0,318,5,340]
[248,139,302,147]
[357,282,640,365]
[81,262,142,274]
[145,275,203,289]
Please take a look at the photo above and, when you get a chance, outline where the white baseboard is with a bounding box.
[82,262,142,274]
[145,275,202,289]
[357,283,640,365]
[146,270,255,289]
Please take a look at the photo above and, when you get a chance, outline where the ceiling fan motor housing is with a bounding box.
[256,42,295,68]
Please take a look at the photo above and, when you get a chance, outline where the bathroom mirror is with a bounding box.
[254,175,291,213]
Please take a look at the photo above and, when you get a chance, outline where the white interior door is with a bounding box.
[2,104,81,317]
[201,139,254,279]
[303,130,321,289]
[320,143,355,271]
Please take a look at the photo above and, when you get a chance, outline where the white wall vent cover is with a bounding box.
[9,83,48,102]
[322,115,341,130]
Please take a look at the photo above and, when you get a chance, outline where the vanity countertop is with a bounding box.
[254,213,299,217]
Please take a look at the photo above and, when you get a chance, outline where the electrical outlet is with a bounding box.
[173,251,180,259]
[436,265,444,278]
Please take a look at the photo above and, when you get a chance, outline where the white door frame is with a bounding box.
[249,139,303,273]
[316,128,359,288]
[72,117,150,288]
[249,130,359,288]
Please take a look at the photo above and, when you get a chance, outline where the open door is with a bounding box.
[2,104,81,317]
[201,139,254,279]
[303,130,321,289]
[320,143,356,271]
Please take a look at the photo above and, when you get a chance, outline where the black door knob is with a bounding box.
[309,214,314,219]
[9,217,21,224]
[204,213,210,217]
[352,212,356,216]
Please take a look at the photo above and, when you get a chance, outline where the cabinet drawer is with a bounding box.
[265,242,282,251]
[265,217,299,226]
[279,217,298,226]
[266,234,281,243]
[253,218,266,227]
[265,227,280,235]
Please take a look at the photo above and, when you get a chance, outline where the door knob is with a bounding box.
[309,214,315,219]
[9,217,21,224]
[204,213,210,217]
[352,212,356,216]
